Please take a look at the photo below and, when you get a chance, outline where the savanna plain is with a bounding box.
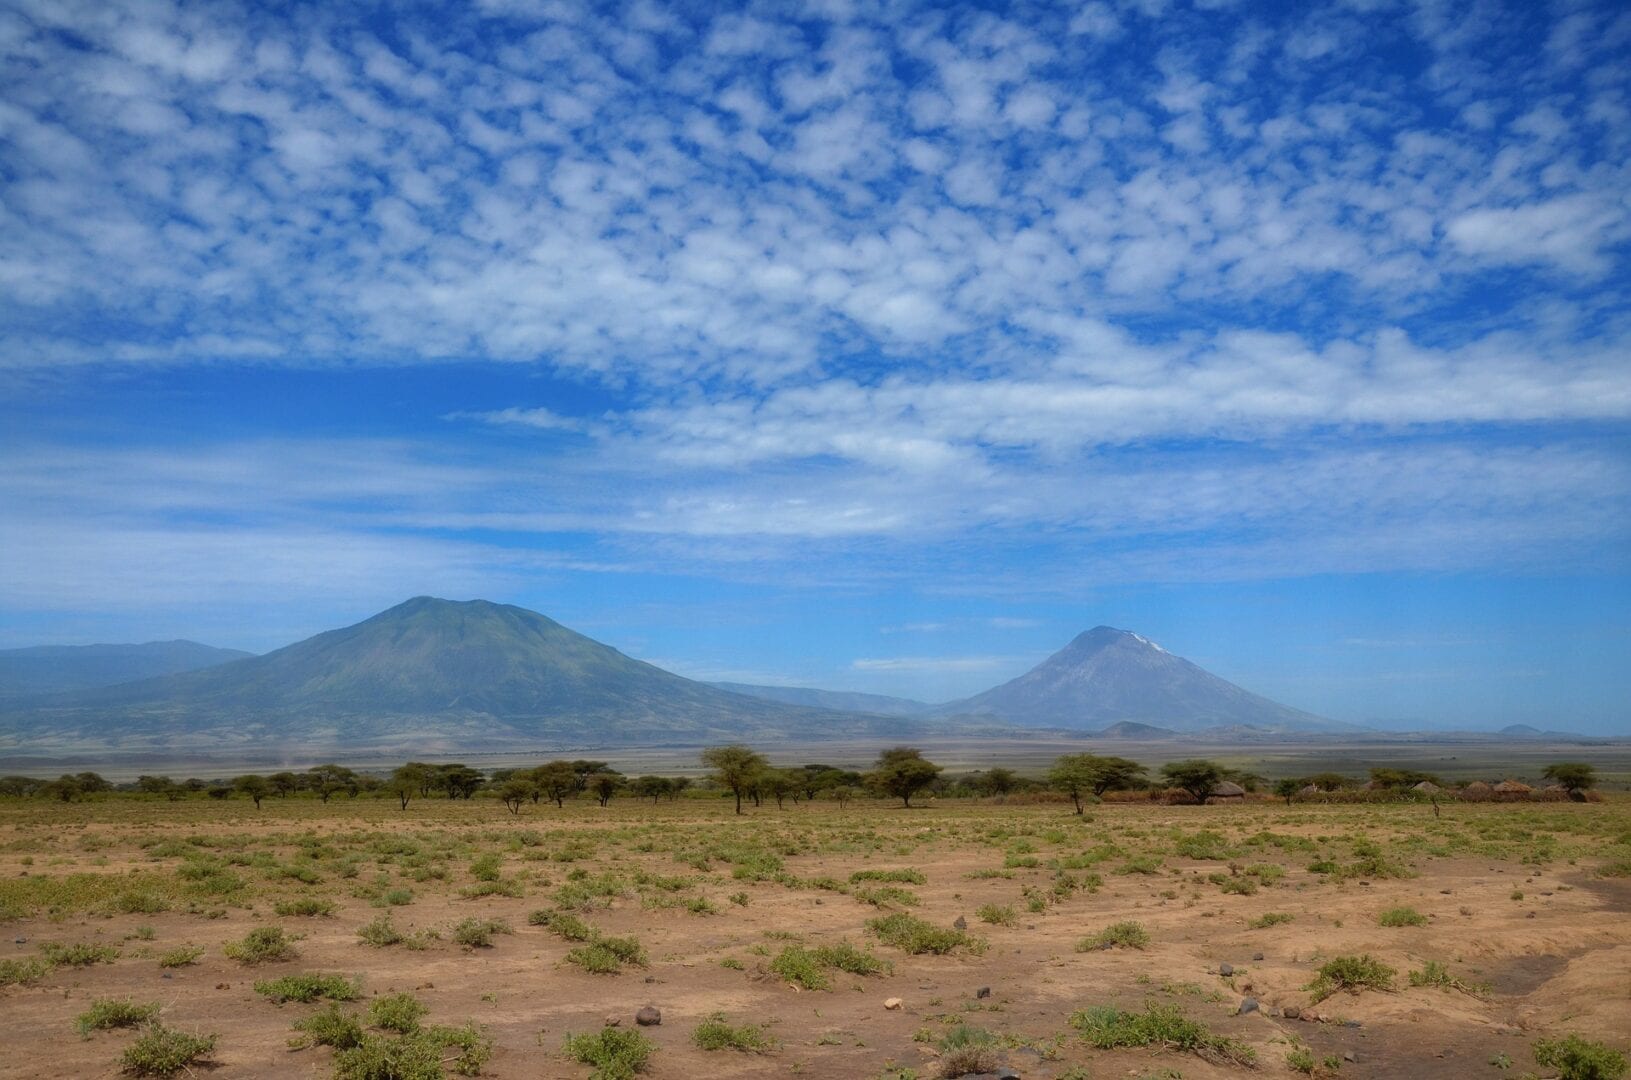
[3,786,1629,1080]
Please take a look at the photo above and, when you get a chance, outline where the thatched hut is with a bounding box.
[1206,780,1247,804]
[1459,781,1494,801]
[1412,780,1442,795]
[1494,779,1534,801]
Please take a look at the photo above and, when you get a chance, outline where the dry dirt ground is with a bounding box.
[2,795,1628,1080]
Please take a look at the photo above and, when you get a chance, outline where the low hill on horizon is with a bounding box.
[0,640,253,700]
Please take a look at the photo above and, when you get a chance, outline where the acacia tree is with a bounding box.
[1542,762,1596,794]
[867,746,942,808]
[530,761,578,807]
[589,770,623,807]
[233,774,272,808]
[980,767,1019,801]
[1274,778,1301,806]
[760,768,797,810]
[701,744,767,815]
[1160,759,1225,804]
[1047,754,1147,813]
[632,776,670,803]
[497,778,535,815]
[307,763,359,803]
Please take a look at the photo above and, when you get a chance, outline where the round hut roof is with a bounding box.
[1209,781,1247,797]
[1494,779,1533,793]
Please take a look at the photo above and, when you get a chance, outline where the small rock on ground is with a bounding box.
[635,1006,661,1026]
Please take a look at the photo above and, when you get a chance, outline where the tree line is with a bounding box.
[0,753,1601,809]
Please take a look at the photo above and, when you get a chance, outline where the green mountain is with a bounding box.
[0,640,253,700]
[4,598,931,754]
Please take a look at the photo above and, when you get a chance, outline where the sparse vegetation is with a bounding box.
[120,1024,216,1077]
[1307,954,1396,1001]
[1077,920,1151,950]
[563,1026,656,1079]
[692,1013,773,1052]
[75,998,161,1035]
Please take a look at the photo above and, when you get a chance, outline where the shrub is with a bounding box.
[75,998,161,1035]
[1077,921,1150,950]
[1070,1002,1254,1066]
[1307,954,1396,1002]
[976,903,1017,927]
[850,869,927,885]
[224,926,297,964]
[530,910,595,941]
[0,957,53,986]
[815,940,890,976]
[563,1026,655,1080]
[937,1025,1000,1077]
[254,973,361,1004]
[1533,1034,1628,1080]
[120,1024,216,1077]
[853,885,920,908]
[369,993,428,1034]
[451,917,510,948]
[1247,912,1294,929]
[1378,906,1428,927]
[158,945,204,968]
[333,1024,491,1080]
[274,898,336,917]
[1408,960,1489,997]
[291,1004,365,1049]
[692,1013,773,1052]
[357,913,403,947]
[769,946,830,990]
[41,941,118,966]
[867,913,984,955]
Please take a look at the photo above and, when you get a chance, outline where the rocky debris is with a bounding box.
[884,997,903,1010]
[953,916,968,930]
[1282,1005,1301,1019]
[976,986,991,999]
[635,1006,661,1027]
[1252,952,1264,961]
[1344,1051,1358,1063]
[1238,997,1259,1015]
[603,1016,621,1027]
[1218,962,1234,976]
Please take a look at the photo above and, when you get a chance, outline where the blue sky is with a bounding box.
[1,0,1627,732]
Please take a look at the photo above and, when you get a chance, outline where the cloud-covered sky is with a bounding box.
[2,0,1627,731]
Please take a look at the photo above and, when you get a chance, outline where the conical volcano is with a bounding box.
[937,626,1350,734]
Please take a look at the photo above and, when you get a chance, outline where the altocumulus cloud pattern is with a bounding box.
[1,0,1628,611]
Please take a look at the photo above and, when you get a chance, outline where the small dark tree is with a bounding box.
[1306,772,1349,791]
[1274,778,1301,806]
[667,777,691,800]
[570,760,610,793]
[589,771,623,807]
[867,747,942,808]
[1160,759,1225,804]
[981,767,1018,801]
[307,764,359,803]
[268,771,300,798]
[761,768,797,810]
[435,764,484,800]
[632,776,670,803]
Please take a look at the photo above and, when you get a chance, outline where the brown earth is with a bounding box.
[1,796,1628,1079]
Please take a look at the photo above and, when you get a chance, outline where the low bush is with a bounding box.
[120,1024,216,1077]
[274,898,336,917]
[450,917,510,948]
[1070,1002,1254,1066]
[563,1026,655,1080]
[1307,954,1396,1002]
[867,913,984,955]
[224,926,297,964]
[1378,906,1428,927]
[290,1004,366,1049]
[1533,1034,1628,1080]
[254,972,361,1004]
[75,998,161,1036]
[41,941,118,966]
[1077,921,1150,950]
[691,1013,773,1053]
[369,993,428,1034]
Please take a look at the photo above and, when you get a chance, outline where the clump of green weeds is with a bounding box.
[692,1013,774,1052]
[254,972,361,1004]
[224,926,297,964]
[75,998,161,1036]
[1071,1002,1254,1066]
[120,1024,217,1077]
[563,1026,655,1079]
[1078,921,1150,950]
[868,913,984,956]
[1307,954,1396,1002]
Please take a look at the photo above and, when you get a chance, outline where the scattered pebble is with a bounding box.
[1238,997,1259,1015]
[1218,962,1234,976]
[884,997,903,1010]
[635,1006,661,1027]
[976,986,991,999]
[953,916,968,930]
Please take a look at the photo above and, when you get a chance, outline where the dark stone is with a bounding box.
[1238,997,1259,1015]
[1218,962,1234,976]
[1252,952,1264,961]
[635,1006,661,1027]
[161,972,172,979]
[953,916,968,930]
[1282,1005,1301,1019]
[1345,1019,1363,1028]
[976,986,991,999]
[1344,1052,1358,1063]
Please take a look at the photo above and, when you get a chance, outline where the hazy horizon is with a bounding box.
[2,2,1627,735]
